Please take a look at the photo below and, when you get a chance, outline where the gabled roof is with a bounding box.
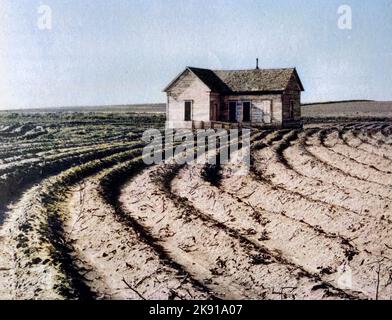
[163,67,304,93]
[214,68,304,92]
[187,67,231,93]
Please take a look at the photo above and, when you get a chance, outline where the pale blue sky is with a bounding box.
[1,0,392,109]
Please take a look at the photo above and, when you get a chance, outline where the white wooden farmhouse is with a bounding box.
[163,65,304,129]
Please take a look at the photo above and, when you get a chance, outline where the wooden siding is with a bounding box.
[166,70,211,128]
[210,93,221,121]
[282,74,302,121]
[222,94,283,125]
[165,68,303,128]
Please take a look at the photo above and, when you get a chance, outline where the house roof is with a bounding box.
[163,67,304,93]
[187,67,231,93]
[214,68,304,92]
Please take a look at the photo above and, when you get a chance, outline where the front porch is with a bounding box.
[166,120,302,130]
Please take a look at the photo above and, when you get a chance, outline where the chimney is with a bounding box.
[256,58,259,70]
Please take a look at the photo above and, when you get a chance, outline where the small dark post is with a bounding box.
[256,58,259,70]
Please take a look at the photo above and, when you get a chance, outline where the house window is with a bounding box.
[229,101,237,122]
[184,101,192,121]
[242,101,251,122]
[289,100,295,119]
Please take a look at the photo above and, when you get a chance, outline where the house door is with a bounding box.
[289,100,295,119]
[184,101,192,121]
[210,103,218,121]
[229,102,237,122]
[243,102,251,122]
[262,100,272,124]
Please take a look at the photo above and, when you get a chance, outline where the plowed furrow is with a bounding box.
[254,134,391,224]
[285,136,392,212]
[320,129,392,173]
[223,144,392,299]
[287,131,392,200]
[349,130,392,160]
[302,134,392,190]
[172,163,353,278]
[0,142,145,222]
[63,162,211,300]
[0,147,147,299]
[306,132,392,186]
[120,160,360,300]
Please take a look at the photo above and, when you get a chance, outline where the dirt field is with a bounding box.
[302,101,392,119]
[0,111,391,300]
[0,103,166,114]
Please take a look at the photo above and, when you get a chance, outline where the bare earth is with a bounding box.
[0,121,391,300]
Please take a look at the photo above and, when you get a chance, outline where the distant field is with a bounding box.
[3,101,392,121]
[0,103,166,114]
[302,101,392,119]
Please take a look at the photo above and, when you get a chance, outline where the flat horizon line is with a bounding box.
[2,99,392,112]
